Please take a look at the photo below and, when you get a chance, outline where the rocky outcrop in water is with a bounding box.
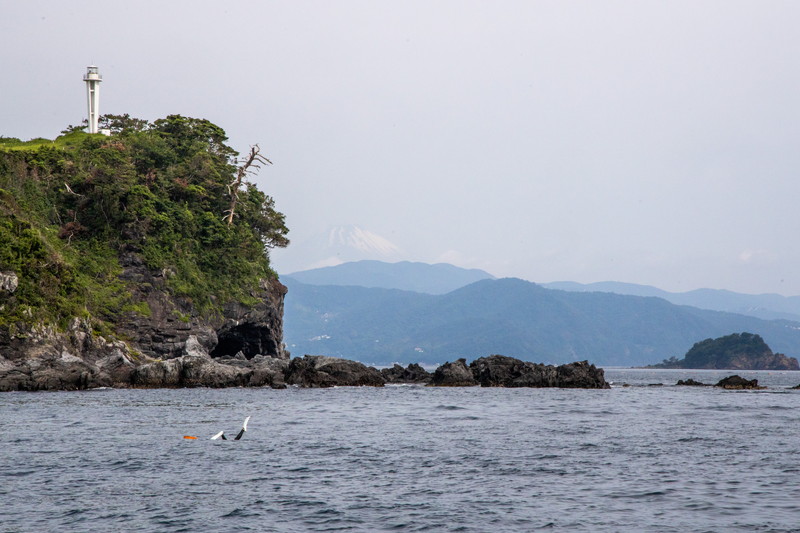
[715,375,765,390]
[427,356,609,388]
[468,355,610,389]
[381,363,432,384]
[429,358,478,386]
[284,355,385,388]
[676,379,709,386]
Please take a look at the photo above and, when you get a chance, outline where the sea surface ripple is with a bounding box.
[2,369,800,532]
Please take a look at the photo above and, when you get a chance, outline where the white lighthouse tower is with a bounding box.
[83,65,102,134]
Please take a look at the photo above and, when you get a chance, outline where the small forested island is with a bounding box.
[652,332,799,370]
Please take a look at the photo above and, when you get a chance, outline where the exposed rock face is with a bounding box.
[132,352,287,389]
[381,363,432,384]
[0,319,288,391]
[548,360,610,389]
[469,355,529,386]
[0,256,288,391]
[715,375,765,390]
[744,353,800,371]
[131,335,287,388]
[0,271,18,293]
[0,319,134,391]
[284,355,385,387]
[468,355,610,389]
[429,358,478,387]
[113,252,287,361]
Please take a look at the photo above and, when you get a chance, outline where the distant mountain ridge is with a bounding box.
[285,260,800,323]
[543,281,800,322]
[285,260,495,295]
[282,276,800,367]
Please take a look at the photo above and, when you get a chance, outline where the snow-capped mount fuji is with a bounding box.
[324,225,401,259]
[273,225,404,273]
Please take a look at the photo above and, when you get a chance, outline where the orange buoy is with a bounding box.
[183,435,198,440]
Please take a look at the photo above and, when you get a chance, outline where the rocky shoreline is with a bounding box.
[0,338,611,391]
[1,261,608,391]
[675,375,766,390]
[4,342,799,391]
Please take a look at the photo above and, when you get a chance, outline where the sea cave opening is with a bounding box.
[210,323,278,359]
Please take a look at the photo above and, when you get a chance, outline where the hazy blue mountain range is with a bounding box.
[285,260,800,323]
[284,260,495,295]
[282,277,800,367]
[543,281,800,322]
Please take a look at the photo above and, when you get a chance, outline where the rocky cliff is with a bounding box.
[0,116,291,390]
[113,251,287,361]
[0,264,289,391]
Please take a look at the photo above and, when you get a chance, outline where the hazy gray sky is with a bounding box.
[3,1,800,295]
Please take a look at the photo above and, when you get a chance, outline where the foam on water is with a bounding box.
[2,370,800,532]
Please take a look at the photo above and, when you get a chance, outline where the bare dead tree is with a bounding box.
[224,145,272,226]
[64,182,83,196]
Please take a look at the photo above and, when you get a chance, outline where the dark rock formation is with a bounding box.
[676,378,709,386]
[0,299,288,391]
[429,359,478,387]
[0,352,103,391]
[715,375,765,390]
[381,363,432,384]
[0,318,133,391]
[550,360,610,389]
[114,252,287,361]
[467,355,610,389]
[469,354,531,386]
[284,355,385,388]
[132,347,287,389]
[427,356,609,388]
[0,251,288,391]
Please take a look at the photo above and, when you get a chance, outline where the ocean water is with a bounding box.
[2,369,800,532]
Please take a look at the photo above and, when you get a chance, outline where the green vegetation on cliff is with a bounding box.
[0,115,288,332]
